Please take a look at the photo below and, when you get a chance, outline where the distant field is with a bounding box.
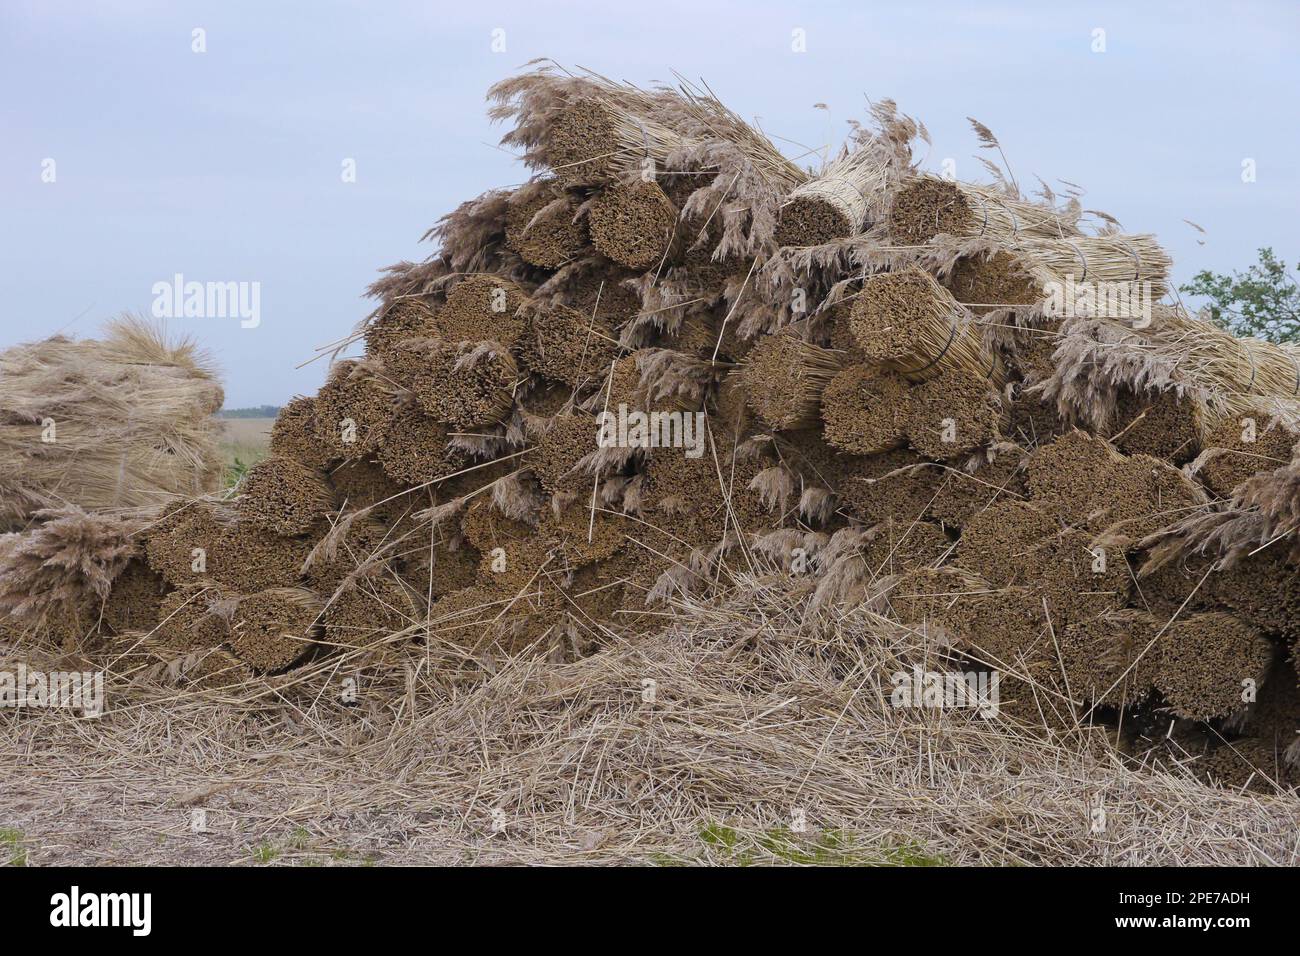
[220,417,273,487]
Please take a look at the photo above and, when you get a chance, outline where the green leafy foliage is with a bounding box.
[1180,248,1300,343]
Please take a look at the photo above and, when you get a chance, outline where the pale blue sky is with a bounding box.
[2,0,1297,406]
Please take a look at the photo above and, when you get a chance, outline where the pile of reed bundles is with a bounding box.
[7,64,1299,794]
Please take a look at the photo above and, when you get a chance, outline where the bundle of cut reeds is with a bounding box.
[850,267,1005,389]
[0,316,224,529]
[888,176,1082,245]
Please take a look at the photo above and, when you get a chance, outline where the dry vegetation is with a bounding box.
[4,63,1300,866]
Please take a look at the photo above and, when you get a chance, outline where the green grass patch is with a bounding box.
[0,828,27,867]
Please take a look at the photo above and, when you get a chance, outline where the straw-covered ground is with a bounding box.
[3,572,1298,866]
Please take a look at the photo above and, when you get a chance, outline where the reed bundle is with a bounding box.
[902,365,1006,460]
[313,359,398,459]
[229,587,324,672]
[504,179,587,268]
[737,333,847,430]
[1154,612,1273,722]
[236,456,336,537]
[587,180,679,270]
[819,364,909,455]
[850,267,1005,388]
[364,297,439,359]
[436,275,528,348]
[775,148,893,247]
[1014,233,1172,299]
[156,583,230,653]
[1193,408,1299,497]
[0,316,223,529]
[887,176,1082,245]
[269,396,332,470]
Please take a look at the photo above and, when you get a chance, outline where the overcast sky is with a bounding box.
[3,0,1297,407]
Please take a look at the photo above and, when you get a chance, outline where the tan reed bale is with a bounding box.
[1108,388,1203,464]
[549,502,630,568]
[101,560,168,634]
[887,176,1081,245]
[1059,609,1162,708]
[861,518,952,576]
[1154,612,1273,721]
[1034,526,1133,626]
[1206,546,1300,641]
[1198,738,1295,793]
[185,647,255,690]
[1196,411,1299,497]
[330,458,423,525]
[395,537,481,603]
[436,275,528,347]
[836,449,946,526]
[236,456,335,537]
[269,396,332,470]
[820,365,910,455]
[953,499,1059,589]
[1006,385,1070,449]
[142,503,224,586]
[321,576,416,648]
[520,303,621,387]
[1088,453,1206,542]
[374,403,466,487]
[588,180,679,270]
[426,584,554,657]
[945,251,1042,314]
[775,148,891,246]
[505,180,587,268]
[0,316,224,529]
[303,514,392,595]
[155,583,230,653]
[885,565,993,638]
[636,441,769,546]
[850,268,1003,387]
[1014,234,1173,300]
[1023,430,1121,525]
[314,359,396,458]
[529,413,601,497]
[207,521,313,593]
[925,446,1029,529]
[737,332,846,430]
[364,297,439,359]
[229,587,324,672]
[410,341,519,429]
[547,98,621,185]
[708,368,754,445]
[460,497,554,592]
[1136,555,1219,618]
[903,366,1006,460]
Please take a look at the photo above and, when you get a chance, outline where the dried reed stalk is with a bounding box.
[737,333,847,430]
